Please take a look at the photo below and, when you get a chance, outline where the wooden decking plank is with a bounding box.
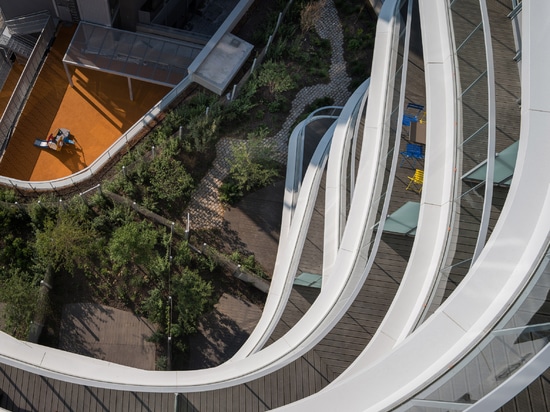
[262,374,272,410]
[312,351,325,392]
[29,372,45,411]
[274,368,284,409]
[7,367,22,411]
[0,366,15,411]
[50,379,67,412]
[245,380,258,412]
[17,364,33,411]
[283,363,293,406]
[184,392,197,411]
[146,392,158,411]
[10,366,23,411]
[41,376,56,412]
[106,388,119,412]
[119,388,131,412]
[287,359,297,403]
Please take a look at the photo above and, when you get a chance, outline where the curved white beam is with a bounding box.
[274,2,550,410]
[231,118,336,359]
[323,80,370,278]
[0,0,403,392]
[350,0,459,365]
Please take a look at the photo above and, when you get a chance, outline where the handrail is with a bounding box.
[323,80,370,278]
[0,13,55,157]
[231,115,337,359]
[471,0,496,263]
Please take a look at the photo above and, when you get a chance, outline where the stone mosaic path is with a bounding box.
[184,0,351,231]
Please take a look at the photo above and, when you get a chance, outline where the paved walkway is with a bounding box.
[184,0,351,246]
[187,293,263,369]
[59,303,157,370]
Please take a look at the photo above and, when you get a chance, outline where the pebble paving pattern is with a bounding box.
[184,0,352,230]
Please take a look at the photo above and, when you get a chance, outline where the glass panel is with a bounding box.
[413,257,550,406]
[64,22,200,86]
[422,324,549,404]
[416,0,490,322]
[460,75,489,174]
[422,258,471,319]
[400,403,469,411]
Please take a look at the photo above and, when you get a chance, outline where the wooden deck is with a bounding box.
[0,24,169,181]
[1,1,548,411]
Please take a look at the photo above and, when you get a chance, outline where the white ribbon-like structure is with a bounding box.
[1,1,549,410]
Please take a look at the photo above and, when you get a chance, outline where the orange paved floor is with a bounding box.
[0,25,170,181]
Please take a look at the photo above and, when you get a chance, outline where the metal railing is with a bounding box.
[0,12,55,156]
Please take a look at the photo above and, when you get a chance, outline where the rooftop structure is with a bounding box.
[0,0,253,175]
[0,0,549,411]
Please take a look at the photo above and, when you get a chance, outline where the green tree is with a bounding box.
[148,155,195,208]
[34,210,98,272]
[172,268,213,335]
[0,200,33,272]
[0,268,39,339]
[108,220,158,269]
[220,135,281,205]
[257,60,297,94]
[141,287,165,325]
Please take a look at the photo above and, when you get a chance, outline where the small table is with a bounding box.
[410,121,426,145]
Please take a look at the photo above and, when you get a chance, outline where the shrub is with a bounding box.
[185,110,222,153]
[301,0,326,32]
[156,355,168,371]
[0,188,17,202]
[267,96,289,113]
[147,155,195,208]
[104,172,137,198]
[229,138,280,192]
[172,268,214,334]
[108,220,158,269]
[267,36,289,61]
[172,240,193,268]
[220,137,280,206]
[257,60,297,94]
[0,268,39,339]
[142,287,165,325]
[219,181,243,206]
[229,251,267,278]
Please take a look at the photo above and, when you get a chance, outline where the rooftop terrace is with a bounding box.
[0,24,169,181]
